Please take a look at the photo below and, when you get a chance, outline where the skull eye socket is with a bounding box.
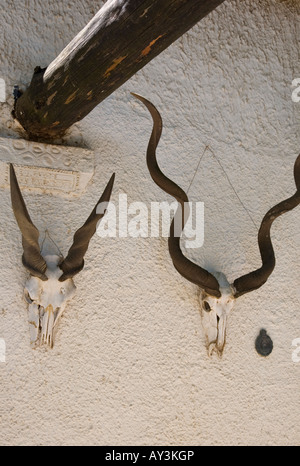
[203,301,211,312]
[24,290,33,304]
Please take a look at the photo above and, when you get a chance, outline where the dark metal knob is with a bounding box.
[255,329,273,356]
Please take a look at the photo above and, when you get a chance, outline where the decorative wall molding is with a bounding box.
[0,136,94,198]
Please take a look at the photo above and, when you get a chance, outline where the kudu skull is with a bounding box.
[132,93,300,356]
[10,164,115,348]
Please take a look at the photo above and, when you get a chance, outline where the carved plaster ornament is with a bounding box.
[132,93,300,356]
[10,164,115,348]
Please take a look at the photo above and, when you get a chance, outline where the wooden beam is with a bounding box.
[15,0,225,140]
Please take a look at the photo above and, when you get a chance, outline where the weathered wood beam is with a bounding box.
[15,0,225,140]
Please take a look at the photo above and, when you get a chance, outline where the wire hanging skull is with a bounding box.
[132,93,300,356]
[10,164,115,348]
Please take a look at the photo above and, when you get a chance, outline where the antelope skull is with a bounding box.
[132,93,300,356]
[10,164,115,348]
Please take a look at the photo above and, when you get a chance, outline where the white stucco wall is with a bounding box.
[0,0,299,446]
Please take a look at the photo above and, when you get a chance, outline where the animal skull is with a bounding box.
[199,272,235,356]
[24,254,76,347]
[132,93,300,356]
[10,164,115,348]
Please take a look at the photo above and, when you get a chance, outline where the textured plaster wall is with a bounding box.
[0,0,299,446]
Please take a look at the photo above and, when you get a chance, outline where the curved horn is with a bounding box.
[10,164,48,280]
[132,93,221,298]
[59,173,115,281]
[233,153,300,297]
